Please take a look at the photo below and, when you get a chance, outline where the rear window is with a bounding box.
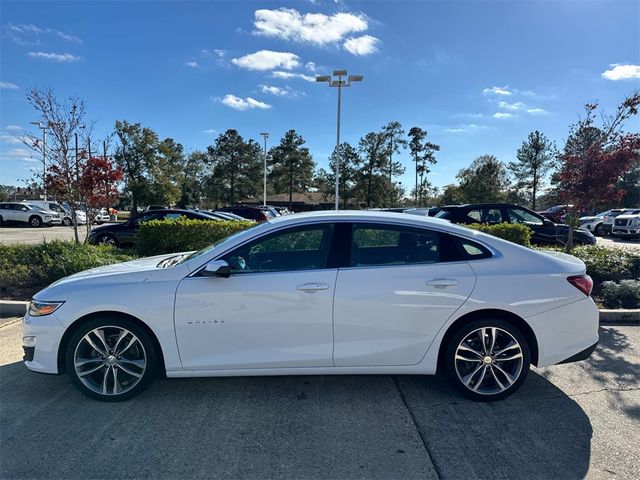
[435,210,452,220]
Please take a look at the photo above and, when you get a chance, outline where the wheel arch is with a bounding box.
[57,310,166,376]
[437,308,539,368]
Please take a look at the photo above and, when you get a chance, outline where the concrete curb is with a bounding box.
[599,309,640,324]
[0,300,27,318]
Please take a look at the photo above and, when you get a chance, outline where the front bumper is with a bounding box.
[22,312,66,374]
[612,227,639,237]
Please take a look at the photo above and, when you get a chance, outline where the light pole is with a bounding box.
[260,132,269,206]
[30,121,49,200]
[316,70,363,210]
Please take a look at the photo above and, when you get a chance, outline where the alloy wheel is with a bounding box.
[454,327,524,395]
[73,326,147,396]
[99,234,116,246]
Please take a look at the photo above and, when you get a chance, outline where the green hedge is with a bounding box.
[135,218,254,256]
[601,280,640,309]
[466,223,532,247]
[569,245,640,288]
[0,241,136,300]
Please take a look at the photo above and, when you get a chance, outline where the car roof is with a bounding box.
[439,203,522,209]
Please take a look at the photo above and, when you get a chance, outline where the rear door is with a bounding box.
[333,222,477,367]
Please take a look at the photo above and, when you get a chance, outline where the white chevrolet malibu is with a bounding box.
[23,211,599,402]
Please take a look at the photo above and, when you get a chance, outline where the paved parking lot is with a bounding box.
[1,318,638,479]
[1,224,639,251]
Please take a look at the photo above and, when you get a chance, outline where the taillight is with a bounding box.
[567,275,593,296]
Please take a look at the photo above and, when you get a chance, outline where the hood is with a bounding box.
[35,253,184,300]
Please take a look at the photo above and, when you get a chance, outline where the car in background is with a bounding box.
[404,207,442,217]
[601,209,634,235]
[23,200,87,226]
[24,210,599,402]
[219,205,269,222]
[87,209,221,247]
[93,208,111,225]
[537,204,574,224]
[274,206,292,215]
[435,203,596,246]
[0,202,61,227]
[257,205,280,218]
[611,209,640,239]
[578,210,617,236]
[211,211,248,221]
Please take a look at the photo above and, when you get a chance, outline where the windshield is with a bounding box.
[435,210,452,220]
[178,222,263,264]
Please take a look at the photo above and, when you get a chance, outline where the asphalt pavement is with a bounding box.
[1,319,638,479]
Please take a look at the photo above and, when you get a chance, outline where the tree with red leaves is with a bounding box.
[557,92,640,213]
[80,156,123,210]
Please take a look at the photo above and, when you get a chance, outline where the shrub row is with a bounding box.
[135,218,255,256]
[0,241,136,299]
[465,223,532,247]
[601,280,640,309]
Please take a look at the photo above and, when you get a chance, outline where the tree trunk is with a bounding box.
[288,156,294,210]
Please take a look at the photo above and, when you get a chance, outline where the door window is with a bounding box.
[351,224,440,266]
[507,208,543,226]
[222,224,334,273]
[464,208,502,224]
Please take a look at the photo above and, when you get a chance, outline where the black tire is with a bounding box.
[97,233,119,247]
[593,223,603,236]
[65,316,158,402]
[0,216,3,227]
[29,216,42,228]
[444,318,531,402]
[63,217,72,226]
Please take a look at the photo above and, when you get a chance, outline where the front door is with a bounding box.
[174,223,337,370]
[333,223,476,367]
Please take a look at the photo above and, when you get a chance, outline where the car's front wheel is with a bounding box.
[65,317,157,401]
[29,216,42,228]
[97,233,118,246]
[444,319,530,402]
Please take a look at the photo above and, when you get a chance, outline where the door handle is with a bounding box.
[426,279,459,288]
[296,283,330,292]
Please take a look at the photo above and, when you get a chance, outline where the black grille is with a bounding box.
[614,218,628,226]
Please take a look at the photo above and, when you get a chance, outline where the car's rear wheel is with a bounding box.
[444,319,530,401]
[63,217,72,226]
[97,233,118,246]
[65,317,157,401]
[593,223,603,236]
[29,216,42,228]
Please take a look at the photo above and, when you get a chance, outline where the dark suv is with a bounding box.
[435,203,596,246]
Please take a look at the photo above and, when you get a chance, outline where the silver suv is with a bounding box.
[0,202,62,227]
[612,209,640,239]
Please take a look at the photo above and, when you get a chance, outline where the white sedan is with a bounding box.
[23,211,599,402]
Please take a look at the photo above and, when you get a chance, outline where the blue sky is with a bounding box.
[1,0,639,192]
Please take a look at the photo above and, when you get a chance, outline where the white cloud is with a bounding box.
[493,112,516,119]
[203,129,217,133]
[305,61,318,72]
[28,51,81,62]
[0,148,34,162]
[343,35,379,55]
[602,63,640,81]
[231,50,300,71]
[5,125,23,131]
[8,23,82,44]
[253,8,368,46]
[260,85,289,96]
[185,61,200,68]
[0,134,24,144]
[483,86,512,96]
[218,94,272,111]
[271,71,315,82]
[527,108,548,115]
[443,124,486,133]
[498,101,525,111]
[0,82,19,90]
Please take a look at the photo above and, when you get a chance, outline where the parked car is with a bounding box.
[93,208,111,225]
[23,200,87,226]
[211,211,248,221]
[219,205,269,222]
[578,210,611,236]
[0,202,61,227]
[87,209,220,247]
[404,207,442,217]
[611,209,640,239]
[24,211,598,402]
[602,209,635,235]
[537,204,574,224]
[273,206,292,215]
[435,203,596,246]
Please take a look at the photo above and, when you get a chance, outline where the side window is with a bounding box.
[465,208,502,224]
[454,236,493,260]
[164,213,184,220]
[222,224,334,273]
[508,208,543,226]
[133,213,162,225]
[351,224,440,267]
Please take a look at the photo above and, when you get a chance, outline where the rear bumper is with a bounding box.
[558,340,598,364]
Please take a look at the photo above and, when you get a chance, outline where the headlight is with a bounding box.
[28,300,64,317]
[631,219,640,226]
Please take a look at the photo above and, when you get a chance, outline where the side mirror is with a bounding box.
[202,259,231,278]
